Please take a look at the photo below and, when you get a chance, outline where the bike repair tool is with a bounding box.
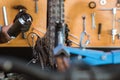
[33,0,39,13]
[112,28,117,43]
[8,5,33,39]
[88,1,96,9]
[2,6,8,26]
[98,23,102,40]
[91,12,96,29]
[100,0,107,5]
[80,16,90,49]
[116,0,120,7]
[99,8,120,43]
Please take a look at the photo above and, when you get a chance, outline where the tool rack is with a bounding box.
[0,0,120,48]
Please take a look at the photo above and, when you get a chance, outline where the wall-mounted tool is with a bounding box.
[100,0,107,5]
[116,0,120,7]
[80,16,90,49]
[98,23,102,40]
[33,0,39,13]
[99,8,120,43]
[2,6,8,26]
[8,5,33,39]
[88,1,96,9]
[111,28,117,43]
[91,12,96,29]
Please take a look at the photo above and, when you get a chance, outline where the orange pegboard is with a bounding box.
[0,0,120,48]
[65,0,120,48]
[0,0,47,47]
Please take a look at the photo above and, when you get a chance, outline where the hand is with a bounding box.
[55,56,70,72]
[0,23,13,43]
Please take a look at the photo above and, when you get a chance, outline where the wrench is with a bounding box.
[80,16,90,49]
[112,8,117,43]
[91,13,96,29]
[111,28,117,43]
[99,8,120,43]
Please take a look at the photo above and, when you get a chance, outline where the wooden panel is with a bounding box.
[0,0,120,48]
[65,0,120,48]
[0,0,47,47]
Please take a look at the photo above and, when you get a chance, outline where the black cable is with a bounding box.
[26,32,40,48]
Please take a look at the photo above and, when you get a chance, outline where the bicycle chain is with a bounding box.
[45,0,61,68]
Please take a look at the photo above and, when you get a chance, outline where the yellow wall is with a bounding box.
[0,0,120,48]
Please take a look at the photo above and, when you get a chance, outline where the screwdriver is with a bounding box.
[33,0,39,13]
[98,23,102,40]
[2,6,8,26]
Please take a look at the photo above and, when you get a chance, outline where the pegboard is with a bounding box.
[65,0,120,48]
[0,0,47,47]
[0,0,120,48]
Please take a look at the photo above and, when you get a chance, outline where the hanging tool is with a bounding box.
[99,8,120,43]
[100,0,107,5]
[80,16,90,49]
[98,23,102,40]
[8,5,33,39]
[91,12,96,29]
[111,28,117,43]
[116,0,120,7]
[112,8,118,43]
[2,6,8,26]
[33,0,39,13]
